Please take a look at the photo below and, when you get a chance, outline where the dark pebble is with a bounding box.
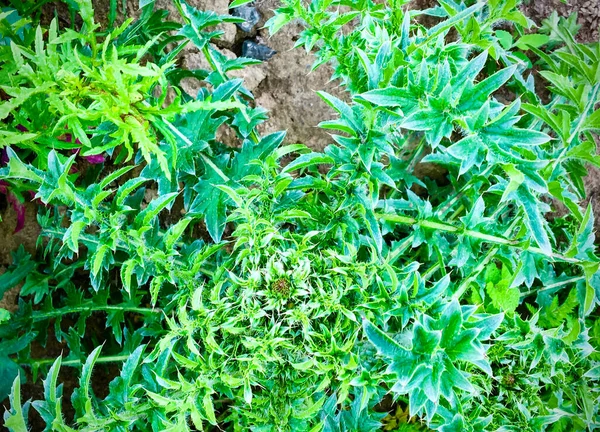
[231,5,261,33]
[242,40,276,61]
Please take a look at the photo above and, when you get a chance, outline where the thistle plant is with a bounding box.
[1,0,600,430]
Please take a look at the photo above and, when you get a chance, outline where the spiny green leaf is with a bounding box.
[282,153,334,173]
[363,319,406,358]
[485,265,520,314]
[515,34,550,50]
[3,375,28,431]
[230,0,254,8]
[357,86,413,108]
[134,192,179,227]
[516,186,552,255]
[0,357,20,402]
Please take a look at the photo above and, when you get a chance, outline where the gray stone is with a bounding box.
[242,40,276,60]
[231,5,261,32]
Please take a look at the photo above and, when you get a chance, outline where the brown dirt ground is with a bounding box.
[522,0,600,43]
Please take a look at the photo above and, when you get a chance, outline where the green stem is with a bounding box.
[520,276,586,298]
[435,166,494,218]
[548,83,600,175]
[172,0,187,19]
[23,354,132,369]
[378,213,581,264]
[447,204,465,223]
[451,219,521,299]
[386,234,415,265]
[23,0,54,16]
[407,138,426,172]
[387,180,489,267]
[31,304,160,322]
[422,263,440,280]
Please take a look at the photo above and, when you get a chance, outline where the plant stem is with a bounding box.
[520,276,586,298]
[170,0,261,145]
[435,166,493,218]
[452,219,520,300]
[23,354,132,369]
[31,304,160,322]
[377,213,581,263]
[549,83,600,175]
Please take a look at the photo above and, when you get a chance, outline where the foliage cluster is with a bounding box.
[0,0,599,430]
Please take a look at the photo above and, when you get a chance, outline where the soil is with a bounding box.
[0,201,39,312]
[521,0,600,43]
[1,0,600,428]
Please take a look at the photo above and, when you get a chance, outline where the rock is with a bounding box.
[217,22,238,47]
[242,40,276,61]
[230,65,267,92]
[231,5,261,33]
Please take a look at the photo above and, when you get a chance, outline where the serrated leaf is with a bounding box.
[401,109,444,131]
[582,108,600,132]
[230,0,254,7]
[412,323,441,355]
[462,65,517,106]
[265,11,292,35]
[357,86,413,108]
[317,91,361,132]
[72,346,102,421]
[496,30,513,49]
[134,193,178,227]
[3,375,28,431]
[427,3,484,38]
[0,253,35,299]
[516,186,552,255]
[91,244,109,278]
[486,279,520,314]
[515,34,550,50]
[282,153,334,173]
[363,319,405,358]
